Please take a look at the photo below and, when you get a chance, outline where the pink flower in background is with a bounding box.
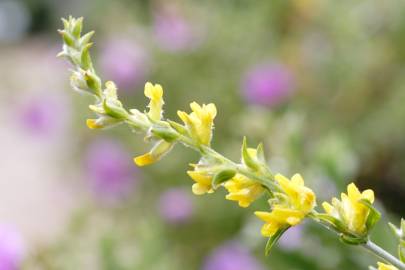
[16,95,69,137]
[100,40,148,91]
[278,225,303,251]
[85,139,138,203]
[0,224,25,270]
[203,241,263,270]
[242,63,295,107]
[158,188,193,224]
[153,6,200,52]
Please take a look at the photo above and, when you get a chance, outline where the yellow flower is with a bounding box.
[255,173,316,237]
[322,183,374,235]
[377,262,398,270]
[275,173,316,213]
[187,169,214,195]
[86,119,103,129]
[177,102,217,145]
[255,208,306,237]
[224,173,264,208]
[144,82,164,121]
[133,140,173,167]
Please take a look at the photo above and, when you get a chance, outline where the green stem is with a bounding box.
[363,240,405,270]
[61,18,405,270]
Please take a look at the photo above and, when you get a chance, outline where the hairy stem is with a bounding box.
[363,240,405,270]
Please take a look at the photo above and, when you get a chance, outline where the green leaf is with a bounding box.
[212,169,236,189]
[72,17,83,38]
[256,143,266,163]
[168,120,188,135]
[80,31,95,46]
[84,71,102,94]
[150,140,175,161]
[316,213,346,232]
[81,43,93,70]
[359,199,381,231]
[388,222,401,238]
[241,137,259,170]
[59,30,75,47]
[339,234,367,245]
[103,99,128,119]
[265,227,289,256]
[399,245,405,263]
[151,125,179,142]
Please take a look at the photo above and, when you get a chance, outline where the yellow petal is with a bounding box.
[377,262,399,270]
[205,103,217,118]
[187,171,212,186]
[254,211,274,223]
[361,189,375,203]
[261,223,281,237]
[271,208,304,224]
[133,153,155,166]
[322,201,334,214]
[177,111,191,125]
[192,183,211,195]
[291,173,304,186]
[347,182,361,201]
[144,82,163,100]
[190,102,202,115]
[86,119,103,129]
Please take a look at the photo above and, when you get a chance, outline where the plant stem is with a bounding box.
[363,240,405,270]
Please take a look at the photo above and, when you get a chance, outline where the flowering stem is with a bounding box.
[59,17,405,269]
[362,240,405,270]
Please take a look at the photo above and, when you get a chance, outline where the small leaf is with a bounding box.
[359,199,381,231]
[81,43,93,70]
[316,213,346,232]
[151,125,179,142]
[168,120,188,135]
[241,137,259,170]
[151,140,175,160]
[59,30,75,47]
[389,222,401,238]
[339,234,367,245]
[72,17,83,38]
[61,18,69,29]
[103,99,128,119]
[399,245,405,263]
[80,31,95,46]
[212,169,236,189]
[256,143,266,164]
[265,227,289,256]
[84,71,102,94]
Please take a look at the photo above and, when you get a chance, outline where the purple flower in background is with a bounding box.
[153,6,200,52]
[85,139,138,203]
[17,95,69,137]
[278,225,303,251]
[203,241,263,270]
[242,63,295,107]
[158,188,193,224]
[100,40,148,91]
[0,224,25,270]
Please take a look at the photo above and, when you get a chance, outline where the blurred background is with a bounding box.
[0,0,405,269]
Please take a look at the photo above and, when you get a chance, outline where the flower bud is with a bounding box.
[134,140,174,167]
[86,116,121,129]
[321,183,379,238]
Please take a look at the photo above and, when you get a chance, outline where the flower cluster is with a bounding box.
[318,183,380,244]
[255,173,315,238]
[59,17,405,269]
